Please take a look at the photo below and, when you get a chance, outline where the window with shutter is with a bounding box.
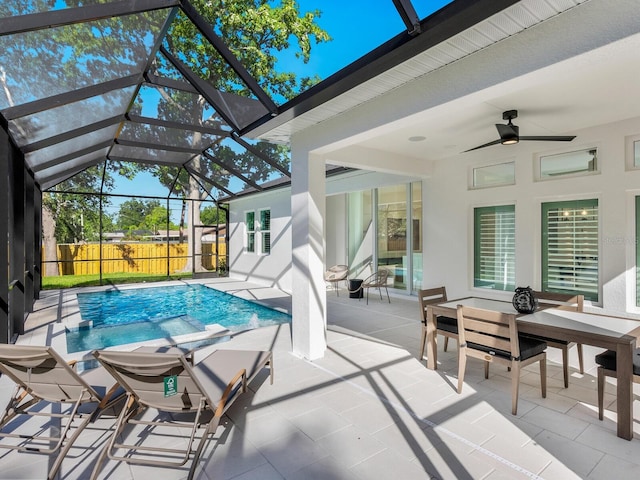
[474,205,515,291]
[245,211,255,253]
[260,209,271,255]
[542,199,598,301]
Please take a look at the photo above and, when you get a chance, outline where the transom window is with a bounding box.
[538,148,598,180]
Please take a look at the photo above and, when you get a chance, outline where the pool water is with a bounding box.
[66,284,290,352]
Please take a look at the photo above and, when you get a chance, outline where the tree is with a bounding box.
[117,199,162,231]
[142,205,178,233]
[145,0,329,272]
[200,205,225,226]
[42,166,115,276]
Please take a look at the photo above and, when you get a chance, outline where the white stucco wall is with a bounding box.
[227,188,292,292]
[228,170,420,293]
[423,115,640,317]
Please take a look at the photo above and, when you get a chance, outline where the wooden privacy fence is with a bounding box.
[43,242,226,276]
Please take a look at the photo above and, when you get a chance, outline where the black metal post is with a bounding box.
[0,128,10,343]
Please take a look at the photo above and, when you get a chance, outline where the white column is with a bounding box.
[291,148,327,360]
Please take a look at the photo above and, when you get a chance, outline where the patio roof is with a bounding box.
[0,0,548,201]
[0,0,430,198]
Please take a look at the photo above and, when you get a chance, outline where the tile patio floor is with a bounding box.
[1,278,639,479]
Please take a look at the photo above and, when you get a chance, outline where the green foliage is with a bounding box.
[41,272,193,290]
[117,199,162,230]
[200,205,226,225]
[142,205,178,232]
[43,166,113,243]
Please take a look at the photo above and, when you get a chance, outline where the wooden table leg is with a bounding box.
[426,306,437,370]
[616,340,635,440]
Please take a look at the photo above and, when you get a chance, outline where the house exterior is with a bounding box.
[225,0,640,359]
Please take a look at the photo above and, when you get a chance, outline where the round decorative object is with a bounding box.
[512,286,538,314]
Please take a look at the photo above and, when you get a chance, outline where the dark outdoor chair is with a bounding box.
[523,291,584,387]
[418,287,458,360]
[456,305,547,415]
[595,348,640,420]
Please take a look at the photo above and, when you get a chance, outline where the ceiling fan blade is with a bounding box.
[519,135,576,142]
[462,139,501,153]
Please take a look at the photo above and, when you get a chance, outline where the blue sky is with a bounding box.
[116,1,452,214]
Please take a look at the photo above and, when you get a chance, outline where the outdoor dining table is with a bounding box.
[425,297,640,440]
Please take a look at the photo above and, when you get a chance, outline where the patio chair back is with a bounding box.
[0,344,121,480]
[94,350,212,412]
[0,344,102,404]
[528,291,585,387]
[418,287,458,359]
[456,305,547,415]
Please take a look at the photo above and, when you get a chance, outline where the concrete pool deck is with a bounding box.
[1,278,639,479]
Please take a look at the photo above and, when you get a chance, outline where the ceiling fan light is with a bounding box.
[501,136,519,145]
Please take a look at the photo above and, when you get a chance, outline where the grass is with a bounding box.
[41,272,194,289]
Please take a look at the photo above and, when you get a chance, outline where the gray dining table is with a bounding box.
[426,297,639,440]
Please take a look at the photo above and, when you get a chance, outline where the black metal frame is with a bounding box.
[0,0,518,343]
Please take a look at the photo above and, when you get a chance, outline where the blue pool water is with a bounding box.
[66,284,290,352]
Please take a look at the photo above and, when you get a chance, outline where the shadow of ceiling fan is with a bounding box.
[463,110,576,152]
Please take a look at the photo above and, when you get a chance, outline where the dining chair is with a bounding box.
[456,305,547,415]
[418,287,458,360]
[361,269,391,304]
[324,264,349,296]
[525,291,585,388]
[594,348,640,420]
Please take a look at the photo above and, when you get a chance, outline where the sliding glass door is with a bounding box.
[347,181,422,294]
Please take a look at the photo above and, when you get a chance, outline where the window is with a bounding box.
[625,134,640,170]
[245,211,255,253]
[260,209,271,254]
[471,162,515,189]
[245,209,270,255]
[636,196,640,306]
[538,148,598,180]
[542,199,598,301]
[474,205,515,291]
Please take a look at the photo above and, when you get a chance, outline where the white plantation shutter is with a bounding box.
[245,211,255,253]
[474,205,515,291]
[260,209,271,254]
[542,200,598,301]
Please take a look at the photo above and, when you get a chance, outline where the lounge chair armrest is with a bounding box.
[213,368,247,418]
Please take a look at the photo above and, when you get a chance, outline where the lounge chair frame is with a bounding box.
[91,348,272,480]
[0,345,121,480]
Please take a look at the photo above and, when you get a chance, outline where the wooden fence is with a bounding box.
[43,242,226,276]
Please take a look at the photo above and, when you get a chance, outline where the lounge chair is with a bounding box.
[91,348,273,480]
[324,264,349,295]
[0,344,124,480]
[361,269,391,304]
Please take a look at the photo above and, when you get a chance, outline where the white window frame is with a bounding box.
[625,133,640,170]
[258,208,271,255]
[535,146,599,181]
[244,208,271,255]
[244,210,256,253]
[473,204,516,292]
[469,161,515,190]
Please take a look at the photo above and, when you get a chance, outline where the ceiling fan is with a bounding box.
[464,110,576,152]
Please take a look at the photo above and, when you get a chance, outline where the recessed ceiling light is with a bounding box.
[408,136,426,142]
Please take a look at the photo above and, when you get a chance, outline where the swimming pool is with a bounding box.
[66,284,290,353]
